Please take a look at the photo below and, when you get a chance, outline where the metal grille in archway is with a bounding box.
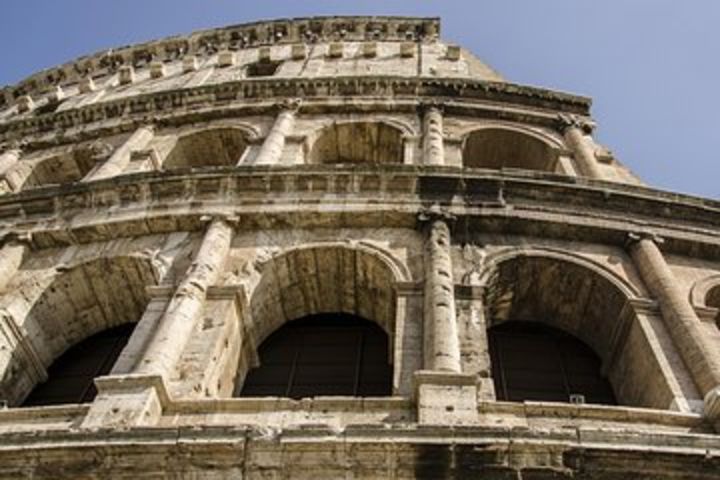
[22,323,134,407]
[489,321,617,405]
[237,313,392,398]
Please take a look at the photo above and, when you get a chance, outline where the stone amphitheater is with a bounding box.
[0,15,719,479]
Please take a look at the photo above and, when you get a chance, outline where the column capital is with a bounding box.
[417,204,455,227]
[419,100,445,114]
[199,214,240,228]
[276,98,302,113]
[88,139,115,161]
[0,231,32,248]
[557,113,595,134]
[625,231,665,250]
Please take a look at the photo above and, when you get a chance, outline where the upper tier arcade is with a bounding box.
[0,16,643,190]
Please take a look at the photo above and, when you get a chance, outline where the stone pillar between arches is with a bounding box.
[81,217,235,428]
[626,233,720,430]
[414,209,478,425]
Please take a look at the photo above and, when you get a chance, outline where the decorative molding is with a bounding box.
[0,77,590,143]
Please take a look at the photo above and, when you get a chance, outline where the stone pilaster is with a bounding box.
[85,125,155,181]
[422,105,445,166]
[135,216,234,378]
[415,208,478,425]
[422,213,461,372]
[559,114,603,179]
[0,234,30,293]
[251,101,299,166]
[626,233,720,427]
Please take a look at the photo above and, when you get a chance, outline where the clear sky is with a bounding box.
[1,1,718,199]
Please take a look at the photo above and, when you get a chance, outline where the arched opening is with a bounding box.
[706,285,720,310]
[163,128,248,169]
[22,323,134,406]
[481,252,697,410]
[22,149,97,188]
[307,122,404,165]
[235,244,407,396]
[2,256,158,407]
[238,313,392,398]
[462,128,557,172]
[489,321,616,405]
[706,285,720,324]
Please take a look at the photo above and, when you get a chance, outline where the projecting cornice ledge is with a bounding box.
[0,76,590,140]
[0,166,717,257]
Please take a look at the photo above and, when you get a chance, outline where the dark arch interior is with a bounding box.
[22,323,134,407]
[236,313,392,398]
[489,321,616,405]
[706,285,720,309]
[462,129,556,172]
[163,128,248,169]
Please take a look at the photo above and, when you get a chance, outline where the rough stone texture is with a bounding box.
[0,15,717,479]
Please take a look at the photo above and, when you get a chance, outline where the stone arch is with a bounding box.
[307,121,405,165]
[478,247,687,409]
[462,125,561,172]
[690,274,720,308]
[479,247,641,300]
[237,242,408,394]
[163,126,252,169]
[0,255,158,406]
[21,147,98,189]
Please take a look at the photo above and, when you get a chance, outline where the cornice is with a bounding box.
[0,76,590,142]
[1,17,442,102]
[0,166,717,258]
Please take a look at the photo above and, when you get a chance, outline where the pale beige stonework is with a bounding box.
[0,15,718,479]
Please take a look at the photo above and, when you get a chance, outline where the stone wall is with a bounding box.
[0,15,718,479]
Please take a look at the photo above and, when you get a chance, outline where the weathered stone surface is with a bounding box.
[0,14,717,479]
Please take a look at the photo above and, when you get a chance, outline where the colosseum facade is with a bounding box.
[0,15,719,479]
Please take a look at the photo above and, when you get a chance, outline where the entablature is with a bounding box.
[0,166,716,258]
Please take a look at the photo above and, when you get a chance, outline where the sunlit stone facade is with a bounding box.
[0,16,719,479]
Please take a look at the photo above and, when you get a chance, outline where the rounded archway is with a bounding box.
[236,244,406,396]
[3,255,158,407]
[307,122,404,165]
[22,148,98,189]
[462,128,557,172]
[481,251,694,410]
[163,128,249,169]
[238,313,392,398]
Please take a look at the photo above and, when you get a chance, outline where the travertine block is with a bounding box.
[149,61,166,79]
[119,65,135,85]
[217,50,236,67]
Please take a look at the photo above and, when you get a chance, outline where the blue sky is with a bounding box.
[1,1,718,198]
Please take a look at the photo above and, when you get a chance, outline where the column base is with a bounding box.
[80,374,170,429]
[414,370,479,426]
